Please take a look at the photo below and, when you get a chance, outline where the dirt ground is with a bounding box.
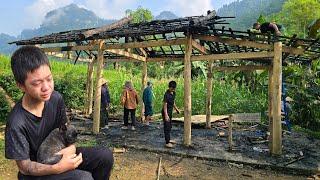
[0,122,316,180]
[111,149,307,180]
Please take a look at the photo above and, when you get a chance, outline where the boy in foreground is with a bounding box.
[5,46,113,180]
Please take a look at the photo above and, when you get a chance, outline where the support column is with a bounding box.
[206,61,214,128]
[67,42,72,59]
[140,61,147,122]
[85,57,95,116]
[184,34,192,146]
[93,40,105,134]
[270,42,282,155]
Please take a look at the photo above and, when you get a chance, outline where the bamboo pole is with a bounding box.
[206,61,213,128]
[86,58,95,115]
[93,40,105,134]
[183,34,193,146]
[270,42,282,155]
[140,61,147,122]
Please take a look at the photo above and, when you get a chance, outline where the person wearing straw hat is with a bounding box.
[121,81,139,130]
[101,78,110,129]
[143,81,154,126]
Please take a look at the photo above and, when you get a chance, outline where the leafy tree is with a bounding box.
[257,14,267,23]
[271,0,320,38]
[125,6,153,23]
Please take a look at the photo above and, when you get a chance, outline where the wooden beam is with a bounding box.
[146,52,274,63]
[212,65,270,71]
[270,42,282,155]
[105,38,188,50]
[40,38,188,52]
[106,49,146,62]
[194,34,305,55]
[192,52,274,61]
[206,61,213,128]
[184,34,192,146]
[192,40,210,54]
[83,16,132,38]
[93,40,105,134]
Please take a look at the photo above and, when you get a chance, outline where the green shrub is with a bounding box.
[0,91,11,122]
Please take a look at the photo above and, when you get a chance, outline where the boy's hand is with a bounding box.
[53,153,83,174]
[165,114,170,121]
[56,144,76,156]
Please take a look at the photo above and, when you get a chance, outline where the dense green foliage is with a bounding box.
[125,7,153,23]
[269,0,320,38]
[0,55,267,121]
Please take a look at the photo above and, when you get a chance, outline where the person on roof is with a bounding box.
[253,22,282,36]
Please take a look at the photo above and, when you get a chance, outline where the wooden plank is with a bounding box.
[192,52,274,61]
[206,61,213,128]
[270,42,282,155]
[173,115,229,124]
[192,39,210,54]
[146,52,274,63]
[194,34,305,55]
[184,34,192,146]
[105,38,188,50]
[106,49,146,62]
[92,40,105,134]
[212,65,270,71]
[228,115,233,151]
[232,113,261,123]
[82,16,132,38]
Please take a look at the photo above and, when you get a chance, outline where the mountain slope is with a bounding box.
[217,0,286,31]
[20,4,115,39]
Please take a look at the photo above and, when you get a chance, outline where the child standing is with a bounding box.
[162,81,180,148]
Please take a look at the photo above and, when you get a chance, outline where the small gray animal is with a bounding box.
[37,123,78,164]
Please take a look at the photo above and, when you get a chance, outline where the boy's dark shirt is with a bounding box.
[101,85,110,109]
[5,91,67,162]
[260,22,282,33]
[162,90,176,116]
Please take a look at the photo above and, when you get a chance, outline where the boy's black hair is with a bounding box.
[168,81,177,88]
[11,46,50,85]
[253,22,260,29]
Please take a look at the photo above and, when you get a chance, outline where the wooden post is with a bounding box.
[85,57,95,116]
[93,40,105,134]
[270,42,282,155]
[140,61,147,122]
[184,34,192,146]
[268,65,273,151]
[67,42,72,59]
[206,61,213,128]
[228,115,233,151]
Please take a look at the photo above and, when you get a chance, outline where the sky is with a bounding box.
[0,0,236,36]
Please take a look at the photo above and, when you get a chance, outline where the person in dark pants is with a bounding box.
[121,81,139,131]
[100,78,111,129]
[253,22,282,36]
[5,46,113,180]
[162,81,180,148]
[143,81,153,125]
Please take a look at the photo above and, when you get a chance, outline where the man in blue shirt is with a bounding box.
[143,81,153,125]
